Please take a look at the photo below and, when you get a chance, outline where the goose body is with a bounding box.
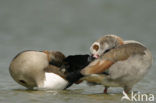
[81,35,153,93]
[9,50,93,89]
[9,50,68,89]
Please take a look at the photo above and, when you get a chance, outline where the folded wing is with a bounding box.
[81,43,146,75]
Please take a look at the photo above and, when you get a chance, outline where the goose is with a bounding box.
[9,50,94,89]
[81,35,153,93]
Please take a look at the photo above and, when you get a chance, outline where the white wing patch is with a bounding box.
[43,73,68,89]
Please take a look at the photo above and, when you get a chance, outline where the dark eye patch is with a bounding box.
[93,44,99,51]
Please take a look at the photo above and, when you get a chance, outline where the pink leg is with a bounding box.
[104,86,109,94]
[124,86,132,94]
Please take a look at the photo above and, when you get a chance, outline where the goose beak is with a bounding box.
[93,54,99,58]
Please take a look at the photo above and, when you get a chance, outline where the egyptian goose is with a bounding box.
[9,50,94,89]
[81,35,153,93]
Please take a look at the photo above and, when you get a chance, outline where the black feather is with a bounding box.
[62,54,95,85]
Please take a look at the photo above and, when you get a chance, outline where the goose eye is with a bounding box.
[93,44,99,51]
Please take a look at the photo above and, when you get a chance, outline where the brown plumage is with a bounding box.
[81,43,147,75]
[43,50,65,67]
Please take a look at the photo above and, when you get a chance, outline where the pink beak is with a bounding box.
[93,54,99,58]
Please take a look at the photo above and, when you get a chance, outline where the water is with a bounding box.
[0,0,156,103]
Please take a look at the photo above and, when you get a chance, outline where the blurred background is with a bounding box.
[0,0,156,103]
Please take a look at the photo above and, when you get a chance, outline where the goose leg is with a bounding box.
[104,86,109,94]
[124,86,132,94]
